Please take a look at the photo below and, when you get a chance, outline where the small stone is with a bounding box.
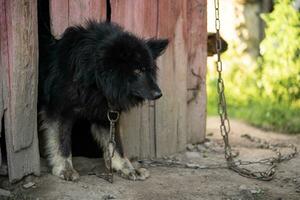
[239,185,247,191]
[102,194,116,200]
[250,188,262,194]
[185,151,201,159]
[23,182,36,189]
[203,141,212,148]
[187,144,195,151]
[0,188,11,197]
[196,144,206,152]
[163,156,169,160]
[174,156,181,161]
[24,175,34,182]
[186,163,200,169]
[82,185,88,189]
[207,132,214,137]
[293,178,297,183]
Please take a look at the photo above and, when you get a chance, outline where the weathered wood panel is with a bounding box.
[0,62,3,167]
[186,0,207,143]
[0,0,5,169]
[50,0,106,37]
[69,0,105,26]
[110,0,158,158]
[155,0,188,156]
[49,0,69,38]
[0,0,40,182]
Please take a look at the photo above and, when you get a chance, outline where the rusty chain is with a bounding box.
[213,0,297,181]
[95,110,119,183]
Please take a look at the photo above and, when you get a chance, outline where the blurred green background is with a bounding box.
[207,0,300,134]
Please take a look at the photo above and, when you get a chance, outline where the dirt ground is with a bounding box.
[1,116,300,200]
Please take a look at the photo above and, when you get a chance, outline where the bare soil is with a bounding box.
[1,117,300,200]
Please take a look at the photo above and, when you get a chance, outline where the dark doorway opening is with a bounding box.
[37,0,101,158]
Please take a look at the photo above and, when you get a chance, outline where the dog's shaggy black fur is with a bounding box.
[38,20,168,181]
[39,21,168,122]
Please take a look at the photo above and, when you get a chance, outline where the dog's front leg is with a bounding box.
[91,124,150,180]
[40,112,79,181]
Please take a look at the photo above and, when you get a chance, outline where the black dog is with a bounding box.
[38,21,168,181]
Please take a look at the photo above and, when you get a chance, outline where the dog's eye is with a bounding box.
[134,69,143,75]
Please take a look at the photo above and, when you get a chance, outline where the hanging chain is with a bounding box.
[88,110,119,183]
[106,110,119,183]
[213,0,297,180]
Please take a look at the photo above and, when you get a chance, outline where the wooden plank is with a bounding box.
[0,0,6,169]
[1,0,40,182]
[186,0,207,143]
[155,0,188,156]
[50,0,106,36]
[49,0,69,38]
[69,0,105,26]
[110,0,158,158]
[0,59,3,167]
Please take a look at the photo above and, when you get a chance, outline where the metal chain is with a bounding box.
[213,0,297,181]
[105,110,119,183]
[139,134,297,181]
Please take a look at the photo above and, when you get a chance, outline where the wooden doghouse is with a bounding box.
[0,0,207,182]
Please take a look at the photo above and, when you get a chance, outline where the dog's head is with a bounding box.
[95,28,169,110]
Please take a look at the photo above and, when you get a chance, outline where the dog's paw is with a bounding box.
[52,166,80,181]
[117,159,150,181]
[61,168,80,181]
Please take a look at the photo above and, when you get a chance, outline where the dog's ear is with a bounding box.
[146,38,169,59]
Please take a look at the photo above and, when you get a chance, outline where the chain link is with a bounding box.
[106,110,120,183]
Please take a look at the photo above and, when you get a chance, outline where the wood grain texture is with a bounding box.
[186,0,207,143]
[110,0,158,158]
[69,0,105,26]
[0,0,4,167]
[49,0,69,38]
[50,0,106,37]
[1,0,40,182]
[155,0,188,156]
[0,61,2,167]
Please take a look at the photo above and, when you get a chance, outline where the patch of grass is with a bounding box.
[207,0,300,134]
[207,96,300,134]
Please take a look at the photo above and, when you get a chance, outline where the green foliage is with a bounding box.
[260,0,300,104]
[207,0,300,134]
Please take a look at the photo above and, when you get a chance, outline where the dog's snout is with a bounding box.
[151,90,162,100]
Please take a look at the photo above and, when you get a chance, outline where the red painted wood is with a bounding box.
[110,0,158,158]
[0,0,8,170]
[50,0,69,37]
[155,0,189,156]
[186,0,207,143]
[50,0,106,37]
[0,0,40,182]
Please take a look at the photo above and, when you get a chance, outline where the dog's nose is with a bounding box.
[152,90,162,100]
